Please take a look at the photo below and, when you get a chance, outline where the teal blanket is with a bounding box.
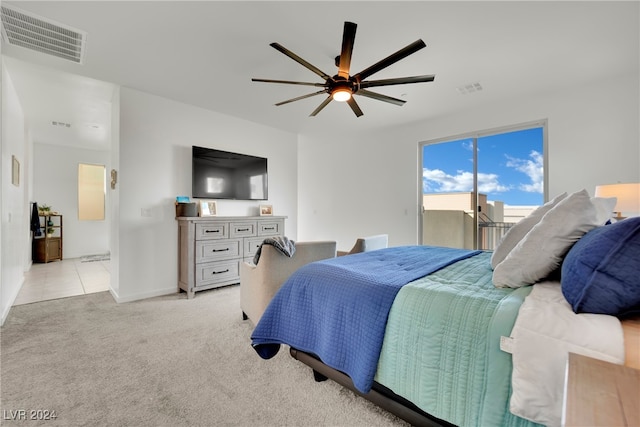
[375,252,541,427]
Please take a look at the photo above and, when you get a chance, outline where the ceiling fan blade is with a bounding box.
[347,97,363,117]
[310,96,333,116]
[359,74,435,89]
[338,21,357,79]
[270,43,332,81]
[353,39,426,82]
[275,90,327,106]
[252,78,326,87]
[356,89,406,106]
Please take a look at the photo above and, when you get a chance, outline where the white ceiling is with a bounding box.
[2,1,639,150]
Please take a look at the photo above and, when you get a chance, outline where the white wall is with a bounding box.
[298,129,419,249]
[32,143,110,259]
[298,72,640,251]
[115,87,299,302]
[1,63,29,323]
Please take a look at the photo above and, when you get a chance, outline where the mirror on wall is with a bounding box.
[78,163,106,221]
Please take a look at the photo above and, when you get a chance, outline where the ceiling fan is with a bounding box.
[252,21,435,117]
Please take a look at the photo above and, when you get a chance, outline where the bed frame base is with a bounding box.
[289,348,454,427]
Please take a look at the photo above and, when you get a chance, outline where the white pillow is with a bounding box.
[492,189,616,288]
[490,192,567,269]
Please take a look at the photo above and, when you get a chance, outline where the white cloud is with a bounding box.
[478,173,511,193]
[505,150,544,193]
[423,150,543,197]
[423,169,510,193]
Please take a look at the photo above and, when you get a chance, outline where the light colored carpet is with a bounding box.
[1,285,407,426]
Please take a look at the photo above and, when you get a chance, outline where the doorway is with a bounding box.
[5,59,116,307]
[419,121,547,249]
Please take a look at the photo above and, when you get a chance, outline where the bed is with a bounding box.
[250,190,640,427]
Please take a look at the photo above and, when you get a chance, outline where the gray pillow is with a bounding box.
[490,192,567,269]
[493,189,616,288]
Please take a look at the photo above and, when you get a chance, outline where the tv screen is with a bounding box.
[192,146,268,200]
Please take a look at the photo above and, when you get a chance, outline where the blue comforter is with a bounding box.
[251,245,481,393]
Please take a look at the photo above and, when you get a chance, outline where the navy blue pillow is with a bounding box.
[561,217,640,317]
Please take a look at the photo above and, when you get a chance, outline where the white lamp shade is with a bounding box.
[594,183,640,214]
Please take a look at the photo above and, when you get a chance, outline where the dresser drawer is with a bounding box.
[195,259,240,287]
[258,220,283,236]
[195,222,228,240]
[196,239,241,262]
[230,221,257,238]
[244,236,266,259]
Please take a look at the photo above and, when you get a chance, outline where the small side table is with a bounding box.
[563,352,640,426]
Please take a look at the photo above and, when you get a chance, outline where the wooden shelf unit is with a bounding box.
[33,214,63,263]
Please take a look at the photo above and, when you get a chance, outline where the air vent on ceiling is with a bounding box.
[1,4,86,64]
[457,82,483,95]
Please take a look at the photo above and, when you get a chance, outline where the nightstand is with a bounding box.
[563,352,640,426]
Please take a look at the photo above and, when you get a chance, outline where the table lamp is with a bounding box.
[594,183,640,220]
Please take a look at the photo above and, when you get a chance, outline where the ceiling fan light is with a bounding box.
[332,88,352,102]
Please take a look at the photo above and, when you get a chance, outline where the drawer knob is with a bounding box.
[237,228,250,232]
[205,229,220,233]
[211,248,230,252]
[211,269,229,275]
[264,227,275,231]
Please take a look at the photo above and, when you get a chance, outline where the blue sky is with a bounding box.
[423,127,544,206]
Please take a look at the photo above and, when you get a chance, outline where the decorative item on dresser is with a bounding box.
[176,216,286,298]
[259,204,273,216]
[198,200,218,217]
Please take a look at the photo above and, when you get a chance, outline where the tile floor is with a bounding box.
[14,258,111,306]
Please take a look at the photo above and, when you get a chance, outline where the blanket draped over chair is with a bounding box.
[252,236,296,265]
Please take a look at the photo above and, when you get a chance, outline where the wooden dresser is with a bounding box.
[176,216,285,298]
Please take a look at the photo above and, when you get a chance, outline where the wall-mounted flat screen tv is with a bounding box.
[192,146,268,200]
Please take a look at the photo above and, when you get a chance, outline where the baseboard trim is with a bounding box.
[1,275,26,326]
[109,286,178,303]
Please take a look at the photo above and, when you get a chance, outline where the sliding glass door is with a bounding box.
[420,121,546,250]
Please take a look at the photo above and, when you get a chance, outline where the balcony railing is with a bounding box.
[478,221,514,250]
[422,210,516,250]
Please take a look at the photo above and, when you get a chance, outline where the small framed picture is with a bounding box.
[199,201,217,217]
[259,204,273,216]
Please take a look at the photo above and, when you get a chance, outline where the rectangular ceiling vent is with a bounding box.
[1,4,86,64]
[457,82,483,95]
